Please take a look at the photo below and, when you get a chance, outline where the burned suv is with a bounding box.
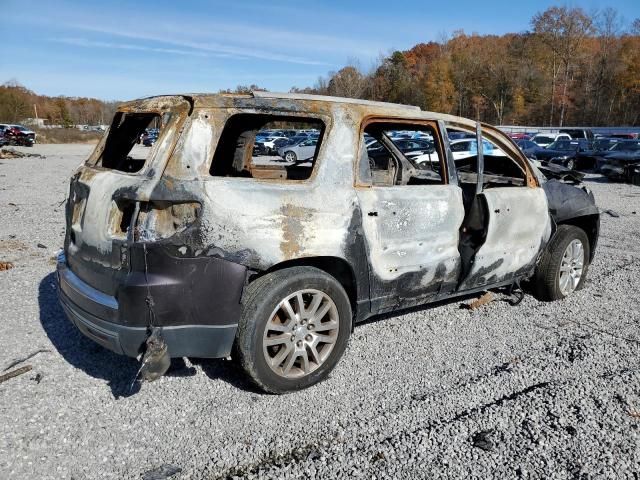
[57,92,599,393]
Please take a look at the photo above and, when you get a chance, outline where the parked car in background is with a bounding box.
[447,130,475,141]
[599,151,640,182]
[562,138,625,170]
[284,135,309,147]
[259,136,290,154]
[530,132,571,148]
[596,140,640,180]
[516,139,540,158]
[400,140,439,167]
[449,138,505,160]
[0,124,35,146]
[607,132,638,140]
[535,139,589,168]
[252,141,268,156]
[277,137,319,162]
[508,132,532,140]
[143,134,157,147]
[559,128,595,142]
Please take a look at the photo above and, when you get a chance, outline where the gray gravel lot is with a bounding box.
[0,144,639,479]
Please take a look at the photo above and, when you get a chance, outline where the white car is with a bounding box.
[258,136,289,154]
[449,138,506,160]
[530,132,571,148]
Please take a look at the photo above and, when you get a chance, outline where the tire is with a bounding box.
[566,158,576,170]
[284,151,297,163]
[533,225,590,301]
[235,266,352,394]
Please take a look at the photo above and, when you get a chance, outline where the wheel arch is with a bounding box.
[555,213,599,263]
[255,256,359,320]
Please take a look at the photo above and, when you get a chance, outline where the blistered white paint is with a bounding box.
[73,173,142,255]
[178,113,214,176]
[356,185,465,282]
[458,187,551,290]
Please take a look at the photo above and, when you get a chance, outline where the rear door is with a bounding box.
[355,120,465,312]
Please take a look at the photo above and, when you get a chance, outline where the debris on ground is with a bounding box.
[471,430,495,452]
[36,243,47,249]
[141,464,182,480]
[3,348,51,371]
[464,292,494,310]
[0,148,45,159]
[31,373,43,384]
[627,407,640,419]
[0,365,32,384]
[603,209,620,218]
[0,261,14,271]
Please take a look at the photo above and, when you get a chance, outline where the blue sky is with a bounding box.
[2,0,639,100]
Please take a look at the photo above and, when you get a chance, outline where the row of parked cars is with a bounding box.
[0,124,36,147]
[252,129,321,162]
[508,129,640,185]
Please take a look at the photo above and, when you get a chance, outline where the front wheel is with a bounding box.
[284,151,297,163]
[235,267,352,393]
[533,225,590,301]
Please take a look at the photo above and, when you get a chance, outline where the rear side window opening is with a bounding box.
[92,112,167,173]
[210,114,325,181]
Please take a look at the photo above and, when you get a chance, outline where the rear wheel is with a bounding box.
[284,151,297,163]
[235,267,352,394]
[566,158,576,170]
[533,225,590,301]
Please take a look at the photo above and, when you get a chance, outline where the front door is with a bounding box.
[455,124,552,290]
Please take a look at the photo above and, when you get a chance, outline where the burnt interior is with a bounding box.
[210,113,324,181]
[94,112,162,173]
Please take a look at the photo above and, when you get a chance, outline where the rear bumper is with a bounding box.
[56,252,245,358]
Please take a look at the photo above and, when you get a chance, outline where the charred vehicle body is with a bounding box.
[57,92,600,393]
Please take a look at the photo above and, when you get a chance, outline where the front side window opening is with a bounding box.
[210,114,324,181]
[360,122,445,187]
[448,127,526,188]
[92,112,166,173]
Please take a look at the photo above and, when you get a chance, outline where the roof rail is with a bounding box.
[251,91,421,111]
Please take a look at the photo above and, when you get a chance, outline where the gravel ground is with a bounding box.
[0,144,639,479]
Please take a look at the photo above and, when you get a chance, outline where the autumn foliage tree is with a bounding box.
[299,6,640,126]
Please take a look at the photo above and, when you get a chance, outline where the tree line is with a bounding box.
[0,80,119,126]
[291,7,640,127]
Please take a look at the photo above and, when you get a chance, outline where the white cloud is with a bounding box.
[52,37,215,57]
[65,23,332,66]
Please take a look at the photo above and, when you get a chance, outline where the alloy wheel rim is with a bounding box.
[263,289,339,379]
[285,152,295,162]
[559,239,584,296]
